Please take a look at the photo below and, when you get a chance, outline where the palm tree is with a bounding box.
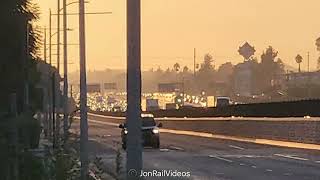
[173,63,180,73]
[0,0,40,112]
[183,66,189,73]
[295,54,303,73]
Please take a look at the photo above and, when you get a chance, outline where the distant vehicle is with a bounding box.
[107,96,116,105]
[166,103,177,110]
[206,96,215,107]
[112,106,122,112]
[146,99,160,111]
[119,114,163,149]
[216,96,230,107]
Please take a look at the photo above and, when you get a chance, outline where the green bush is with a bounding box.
[19,152,45,180]
[18,113,41,149]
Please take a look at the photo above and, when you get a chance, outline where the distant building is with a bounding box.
[158,83,183,93]
[284,71,320,98]
[87,83,101,93]
[285,71,320,86]
[233,61,253,97]
[103,82,117,93]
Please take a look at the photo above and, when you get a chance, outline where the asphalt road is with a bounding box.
[76,115,320,180]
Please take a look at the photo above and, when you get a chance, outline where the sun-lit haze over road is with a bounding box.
[37,0,320,72]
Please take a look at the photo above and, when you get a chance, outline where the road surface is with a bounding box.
[74,114,320,180]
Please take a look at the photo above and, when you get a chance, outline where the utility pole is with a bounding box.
[79,0,89,179]
[56,0,61,143]
[57,0,61,74]
[182,76,185,107]
[307,52,310,98]
[193,48,196,78]
[49,9,52,65]
[63,0,69,140]
[52,72,56,148]
[44,27,47,63]
[43,27,49,138]
[308,52,310,72]
[127,0,142,179]
[48,9,53,140]
[70,84,73,99]
[10,93,18,180]
[24,20,30,111]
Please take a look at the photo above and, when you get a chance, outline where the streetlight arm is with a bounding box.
[51,28,73,38]
[58,1,89,12]
[52,11,112,16]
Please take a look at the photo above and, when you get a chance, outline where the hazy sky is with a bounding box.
[35,0,320,72]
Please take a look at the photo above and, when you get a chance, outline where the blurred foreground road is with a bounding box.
[74,114,320,180]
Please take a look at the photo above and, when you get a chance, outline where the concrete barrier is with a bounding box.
[88,113,320,145]
[158,119,320,145]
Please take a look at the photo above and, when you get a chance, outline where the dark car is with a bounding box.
[119,114,163,149]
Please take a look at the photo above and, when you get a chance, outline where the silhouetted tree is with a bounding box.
[295,54,303,73]
[200,53,214,71]
[173,63,180,73]
[155,66,163,73]
[165,68,171,74]
[258,46,281,92]
[195,53,216,93]
[183,66,189,73]
[216,62,234,82]
[0,0,40,113]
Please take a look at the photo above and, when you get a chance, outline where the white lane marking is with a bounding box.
[220,155,268,158]
[169,146,184,151]
[160,129,215,138]
[239,163,245,166]
[266,169,273,172]
[89,119,119,127]
[88,112,125,120]
[251,166,257,168]
[75,116,120,127]
[229,145,245,150]
[315,161,320,163]
[160,149,169,152]
[274,154,309,161]
[209,155,233,163]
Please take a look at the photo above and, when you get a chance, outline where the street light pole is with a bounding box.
[25,21,30,111]
[56,0,61,143]
[63,0,69,140]
[127,0,142,179]
[79,0,89,179]
[48,9,53,140]
[49,9,52,65]
[44,27,47,63]
[194,48,196,78]
[57,0,61,74]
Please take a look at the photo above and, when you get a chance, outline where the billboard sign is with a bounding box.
[158,83,183,93]
[104,83,117,90]
[87,84,101,93]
